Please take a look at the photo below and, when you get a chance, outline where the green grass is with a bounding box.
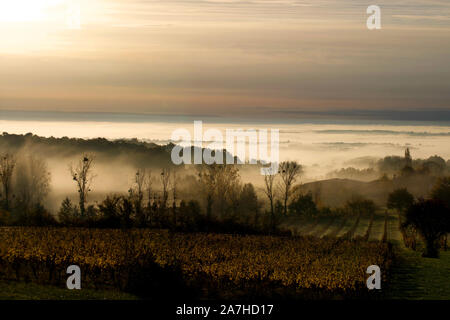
[0,280,138,300]
[368,214,385,241]
[283,213,450,299]
[386,214,402,243]
[320,216,345,238]
[306,217,334,237]
[336,216,357,238]
[297,219,319,236]
[387,246,450,299]
[280,217,316,236]
[352,216,371,239]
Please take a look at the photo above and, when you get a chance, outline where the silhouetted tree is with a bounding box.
[377,156,403,174]
[403,199,450,258]
[263,173,277,231]
[0,153,16,210]
[58,197,79,226]
[239,183,260,226]
[278,161,302,216]
[387,188,414,213]
[272,199,284,229]
[227,181,242,222]
[160,168,171,208]
[431,177,450,208]
[197,166,215,221]
[14,155,51,210]
[181,200,202,230]
[119,197,134,228]
[401,165,415,177]
[26,203,56,226]
[70,154,95,217]
[145,170,153,206]
[97,194,122,228]
[430,177,450,249]
[130,168,148,226]
[197,164,240,219]
[289,192,318,217]
[170,169,179,227]
[346,198,376,217]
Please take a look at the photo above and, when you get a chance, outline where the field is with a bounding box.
[0,227,393,299]
[1,212,449,300]
[281,211,399,242]
[281,211,450,300]
[387,249,450,299]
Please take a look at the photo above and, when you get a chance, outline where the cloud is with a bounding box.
[0,0,449,115]
[316,130,450,136]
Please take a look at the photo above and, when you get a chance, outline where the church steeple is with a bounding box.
[405,148,412,167]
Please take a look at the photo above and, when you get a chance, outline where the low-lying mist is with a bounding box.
[1,125,449,213]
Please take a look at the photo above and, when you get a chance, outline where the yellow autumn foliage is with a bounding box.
[0,227,392,291]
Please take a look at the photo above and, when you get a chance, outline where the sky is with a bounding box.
[0,0,449,119]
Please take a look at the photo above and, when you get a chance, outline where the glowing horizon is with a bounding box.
[0,0,449,116]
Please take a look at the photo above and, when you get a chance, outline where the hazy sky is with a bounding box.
[1,0,449,118]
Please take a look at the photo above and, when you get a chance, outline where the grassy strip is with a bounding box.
[321,217,345,238]
[368,214,386,241]
[307,217,335,237]
[387,213,403,243]
[281,218,316,236]
[298,219,320,236]
[343,214,361,240]
[363,212,374,241]
[336,216,357,238]
[353,216,371,239]
[387,247,450,299]
[0,280,137,300]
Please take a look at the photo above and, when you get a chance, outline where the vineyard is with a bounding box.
[281,211,403,243]
[0,227,393,299]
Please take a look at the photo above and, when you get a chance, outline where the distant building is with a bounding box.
[405,148,412,167]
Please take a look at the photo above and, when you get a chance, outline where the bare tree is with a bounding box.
[0,154,16,210]
[160,167,171,208]
[145,170,153,206]
[197,166,215,220]
[135,169,146,206]
[263,173,277,230]
[129,168,146,224]
[215,165,239,218]
[228,180,243,221]
[278,161,302,216]
[170,169,178,226]
[197,164,240,219]
[15,155,51,209]
[70,154,95,217]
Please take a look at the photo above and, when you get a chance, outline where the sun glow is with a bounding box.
[0,0,87,54]
[0,0,67,22]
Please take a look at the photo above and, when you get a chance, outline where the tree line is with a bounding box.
[0,151,305,234]
[1,150,448,248]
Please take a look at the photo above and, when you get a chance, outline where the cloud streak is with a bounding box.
[0,0,449,116]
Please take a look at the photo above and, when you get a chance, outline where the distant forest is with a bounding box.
[0,132,174,168]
